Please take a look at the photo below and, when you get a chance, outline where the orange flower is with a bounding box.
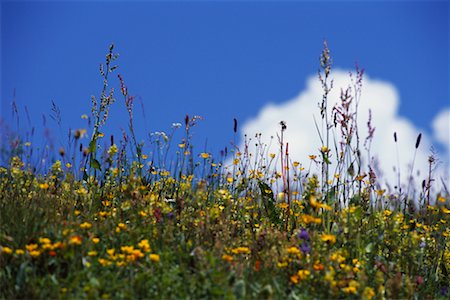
[69,235,82,245]
[222,254,233,262]
[313,262,324,271]
[254,260,261,272]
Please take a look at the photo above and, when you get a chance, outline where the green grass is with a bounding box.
[1,43,449,299]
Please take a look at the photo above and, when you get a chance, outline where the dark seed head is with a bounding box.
[394,132,397,142]
[415,133,422,149]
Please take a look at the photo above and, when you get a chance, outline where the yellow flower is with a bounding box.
[76,187,88,196]
[53,241,64,249]
[321,146,329,152]
[92,237,100,244]
[342,286,357,294]
[437,196,446,203]
[375,189,385,196]
[287,247,301,256]
[116,261,126,267]
[121,246,135,254]
[26,244,38,252]
[29,250,41,258]
[80,222,92,229]
[132,249,145,259]
[325,268,336,282]
[42,243,54,251]
[320,234,336,245]
[301,214,322,225]
[39,183,49,190]
[231,247,251,255]
[138,239,151,252]
[277,261,288,268]
[383,209,392,217]
[200,153,210,159]
[342,280,359,294]
[88,251,98,257]
[39,237,52,245]
[1,246,13,255]
[107,144,118,157]
[227,177,234,183]
[15,249,25,255]
[297,269,310,280]
[116,222,126,233]
[278,202,289,209]
[149,254,160,262]
[363,287,375,300]
[310,196,332,211]
[98,258,112,266]
[98,211,109,218]
[141,154,148,160]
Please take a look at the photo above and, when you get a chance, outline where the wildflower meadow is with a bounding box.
[1,44,449,299]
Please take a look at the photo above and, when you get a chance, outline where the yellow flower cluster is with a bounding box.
[320,234,337,245]
[301,214,322,225]
[231,247,251,255]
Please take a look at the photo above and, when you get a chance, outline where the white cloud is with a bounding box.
[232,70,449,196]
[432,109,450,151]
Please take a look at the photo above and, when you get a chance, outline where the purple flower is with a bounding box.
[300,242,311,254]
[166,212,175,219]
[298,228,310,241]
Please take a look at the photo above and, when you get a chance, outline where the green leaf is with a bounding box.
[365,243,374,254]
[347,162,355,177]
[258,181,281,226]
[90,158,101,171]
[233,279,246,299]
[89,277,100,288]
[88,139,97,154]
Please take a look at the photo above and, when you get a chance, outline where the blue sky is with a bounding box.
[1,0,449,162]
